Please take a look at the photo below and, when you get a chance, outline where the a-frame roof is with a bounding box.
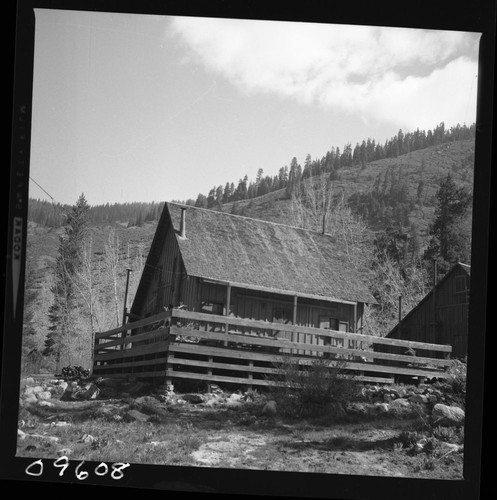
[132,202,377,310]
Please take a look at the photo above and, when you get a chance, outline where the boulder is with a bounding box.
[409,394,428,404]
[390,398,410,409]
[60,385,76,401]
[36,391,51,401]
[74,383,100,400]
[432,404,465,427]
[38,401,54,408]
[373,403,390,415]
[25,386,44,396]
[22,394,38,406]
[132,396,170,420]
[226,393,244,407]
[182,394,204,404]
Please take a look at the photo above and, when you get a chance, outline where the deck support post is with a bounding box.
[292,295,298,355]
[224,284,232,347]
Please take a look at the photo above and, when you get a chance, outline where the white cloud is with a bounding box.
[169,17,480,130]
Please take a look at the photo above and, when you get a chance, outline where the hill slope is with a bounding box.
[21,137,475,369]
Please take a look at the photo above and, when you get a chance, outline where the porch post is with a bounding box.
[224,284,232,346]
[292,295,298,354]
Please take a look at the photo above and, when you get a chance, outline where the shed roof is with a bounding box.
[144,202,376,305]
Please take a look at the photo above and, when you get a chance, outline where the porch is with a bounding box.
[93,309,453,387]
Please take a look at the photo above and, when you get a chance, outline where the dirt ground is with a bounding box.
[17,390,465,481]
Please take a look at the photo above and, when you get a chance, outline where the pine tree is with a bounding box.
[424,174,472,272]
[43,194,89,368]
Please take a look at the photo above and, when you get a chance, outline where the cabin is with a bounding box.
[93,203,455,387]
[384,262,470,359]
[130,202,376,340]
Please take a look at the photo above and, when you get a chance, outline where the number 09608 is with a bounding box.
[25,457,130,480]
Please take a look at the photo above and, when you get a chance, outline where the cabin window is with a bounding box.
[318,317,339,330]
[318,316,347,348]
[201,301,223,315]
[273,306,292,324]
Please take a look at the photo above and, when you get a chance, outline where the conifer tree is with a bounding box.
[43,194,89,368]
[424,174,472,273]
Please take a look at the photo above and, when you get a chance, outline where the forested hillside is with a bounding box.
[22,122,475,374]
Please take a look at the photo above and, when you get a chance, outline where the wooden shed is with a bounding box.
[385,262,470,359]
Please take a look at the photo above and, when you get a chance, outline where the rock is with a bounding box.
[25,377,35,386]
[226,393,244,407]
[383,393,393,403]
[38,401,54,407]
[74,383,100,400]
[22,394,38,405]
[262,400,277,415]
[390,387,406,399]
[125,409,150,423]
[36,391,51,400]
[182,394,204,404]
[18,429,26,440]
[345,402,369,417]
[25,386,44,396]
[60,385,75,401]
[428,394,438,404]
[133,396,169,418]
[78,434,96,444]
[57,448,72,457]
[374,403,390,415]
[412,442,425,454]
[409,394,428,404]
[440,442,464,454]
[97,377,122,388]
[51,421,70,427]
[432,404,465,427]
[390,398,410,409]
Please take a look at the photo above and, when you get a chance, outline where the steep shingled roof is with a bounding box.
[163,202,376,304]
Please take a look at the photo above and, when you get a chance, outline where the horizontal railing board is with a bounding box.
[167,356,398,383]
[95,311,171,340]
[165,369,281,387]
[168,343,450,379]
[168,356,281,375]
[165,370,397,387]
[169,326,451,368]
[95,327,169,350]
[96,357,169,370]
[171,309,452,353]
[94,341,170,361]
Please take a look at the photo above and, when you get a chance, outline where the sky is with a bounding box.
[27,8,481,207]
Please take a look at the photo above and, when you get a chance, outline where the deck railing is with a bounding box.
[93,309,453,387]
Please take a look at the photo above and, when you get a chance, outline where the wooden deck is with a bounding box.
[93,309,453,387]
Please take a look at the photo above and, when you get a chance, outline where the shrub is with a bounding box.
[60,365,90,380]
[269,356,361,418]
[434,358,467,408]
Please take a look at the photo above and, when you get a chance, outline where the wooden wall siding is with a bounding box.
[139,224,182,318]
[390,266,469,358]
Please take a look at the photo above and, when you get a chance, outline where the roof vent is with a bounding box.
[180,207,186,238]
